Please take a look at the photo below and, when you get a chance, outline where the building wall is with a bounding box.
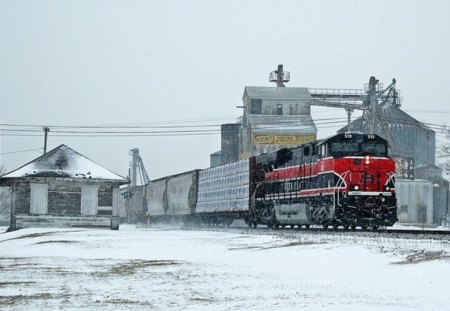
[0,187,11,225]
[246,99,310,116]
[10,179,120,229]
[396,179,433,224]
[210,153,221,167]
[221,123,240,164]
[48,183,81,216]
[14,182,30,215]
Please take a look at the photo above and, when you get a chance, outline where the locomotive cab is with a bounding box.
[324,133,397,228]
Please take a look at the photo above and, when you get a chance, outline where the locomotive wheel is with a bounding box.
[252,221,258,228]
[304,224,310,229]
[297,224,302,230]
[333,223,339,230]
[361,224,367,230]
[350,225,356,230]
[322,223,328,230]
[343,224,349,230]
[372,225,379,230]
[290,225,295,229]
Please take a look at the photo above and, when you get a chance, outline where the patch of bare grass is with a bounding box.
[0,229,86,243]
[189,296,217,303]
[103,298,155,307]
[34,240,78,245]
[394,250,450,265]
[0,281,35,287]
[0,293,53,306]
[109,259,184,275]
[1,232,57,242]
[261,240,321,250]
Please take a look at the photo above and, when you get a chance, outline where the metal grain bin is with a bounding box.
[338,103,435,166]
[396,179,433,224]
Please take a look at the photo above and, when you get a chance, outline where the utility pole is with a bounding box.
[43,127,50,154]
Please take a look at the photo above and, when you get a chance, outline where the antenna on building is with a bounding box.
[269,64,290,87]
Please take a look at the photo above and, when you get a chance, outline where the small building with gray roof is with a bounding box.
[0,144,129,230]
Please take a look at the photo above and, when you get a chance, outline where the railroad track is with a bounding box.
[184,223,450,240]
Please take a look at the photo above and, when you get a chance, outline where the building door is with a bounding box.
[417,204,427,223]
[30,183,48,215]
[81,185,98,216]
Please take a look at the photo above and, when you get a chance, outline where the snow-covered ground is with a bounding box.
[0,225,449,310]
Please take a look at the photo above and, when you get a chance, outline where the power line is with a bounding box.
[0,115,448,138]
[0,148,42,155]
[0,116,347,130]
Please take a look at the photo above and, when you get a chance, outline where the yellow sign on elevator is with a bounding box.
[254,135,316,145]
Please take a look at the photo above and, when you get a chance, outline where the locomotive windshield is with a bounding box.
[330,140,387,157]
[361,142,386,155]
[330,142,358,153]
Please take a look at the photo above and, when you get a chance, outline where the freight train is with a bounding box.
[125,133,397,230]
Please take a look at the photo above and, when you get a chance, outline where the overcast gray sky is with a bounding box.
[1,0,450,180]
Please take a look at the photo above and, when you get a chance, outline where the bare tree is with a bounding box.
[438,126,450,174]
[0,165,11,224]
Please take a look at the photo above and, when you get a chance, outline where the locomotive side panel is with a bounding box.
[274,202,311,225]
[166,170,199,216]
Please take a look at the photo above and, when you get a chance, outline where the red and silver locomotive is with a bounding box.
[251,133,397,229]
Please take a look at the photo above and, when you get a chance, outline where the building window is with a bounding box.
[249,99,262,114]
[400,205,408,213]
[276,104,283,115]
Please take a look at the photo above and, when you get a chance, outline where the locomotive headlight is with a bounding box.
[354,185,359,191]
[385,186,390,191]
[365,155,370,165]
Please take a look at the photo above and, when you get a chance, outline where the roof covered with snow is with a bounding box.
[1,144,128,183]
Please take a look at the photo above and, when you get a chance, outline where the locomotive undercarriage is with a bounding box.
[340,194,397,229]
[252,192,397,230]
